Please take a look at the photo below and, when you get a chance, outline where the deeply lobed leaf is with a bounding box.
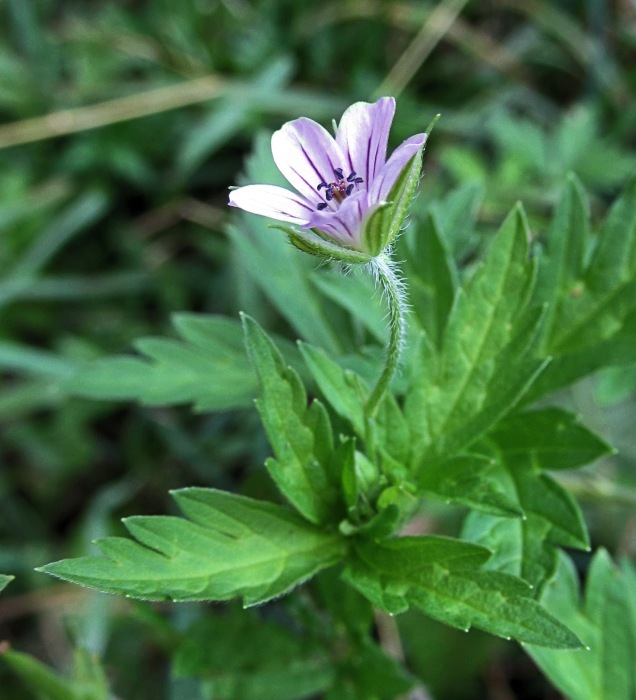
[343,537,581,648]
[527,550,636,700]
[242,314,342,525]
[39,489,346,606]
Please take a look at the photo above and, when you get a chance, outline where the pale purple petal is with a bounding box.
[228,185,313,225]
[336,97,395,189]
[368,133,427,204]
[306,189,368,245]
[271,118,347,205]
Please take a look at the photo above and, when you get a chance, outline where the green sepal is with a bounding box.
[271,224,372,264]
[361,138,427,256]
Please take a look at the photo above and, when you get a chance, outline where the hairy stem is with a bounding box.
[365,254,407,418]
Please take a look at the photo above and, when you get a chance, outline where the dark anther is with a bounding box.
[315,169,364,211]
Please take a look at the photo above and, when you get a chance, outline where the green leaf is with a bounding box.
[526,550,636,700]
[489,407,613,470]
[175,610,334,700]
[530,178,636,398]
[404,211,458,348]
[533,175,589,335]
[243,315,342,524]
[300,342,413,477]
[39,488,346,606]
[0,574,13,592]
[417,453,523,517]
[343,538,581,648]
[427,181,484,258]
[66,313,297,412]
[0,647,110,700]
[324,637,417,700]
[462,454,589,589]
[299,342,366,436]
[405,204,547,466]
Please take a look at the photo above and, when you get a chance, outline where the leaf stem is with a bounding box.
[365,254,407,418]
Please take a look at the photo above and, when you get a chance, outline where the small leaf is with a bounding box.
[243,315,342,524]
[0,575,13,593]
[39,488,346,606]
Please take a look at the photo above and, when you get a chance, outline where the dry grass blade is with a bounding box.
[375,0,472,98]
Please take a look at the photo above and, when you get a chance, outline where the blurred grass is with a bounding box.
[0,0,635,698]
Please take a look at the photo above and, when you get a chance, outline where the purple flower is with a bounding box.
[229,97,427,257]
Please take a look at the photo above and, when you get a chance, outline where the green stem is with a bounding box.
[364,254,407,418]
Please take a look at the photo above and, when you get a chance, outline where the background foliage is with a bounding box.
[1,0,635,698]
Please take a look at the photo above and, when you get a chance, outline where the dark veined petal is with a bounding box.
[272,118,346,203]
[336,97,395,188]
[368,133,427,204]
[306,189,368,247]
[229,185,313,225]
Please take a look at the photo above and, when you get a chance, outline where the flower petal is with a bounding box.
[368,133,427,204]
[336,97,395,190]
[271,118,347,205]
[306,189,367,247]
[228,185,313,225]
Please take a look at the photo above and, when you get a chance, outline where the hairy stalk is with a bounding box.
[365,254,407,418]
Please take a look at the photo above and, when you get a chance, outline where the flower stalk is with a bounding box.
[365,254,407,418]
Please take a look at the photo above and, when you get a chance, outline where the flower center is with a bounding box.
[316,168,364,211]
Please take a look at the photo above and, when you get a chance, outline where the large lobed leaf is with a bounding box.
[343,537,581,649]
[174,611,334,700]
[40,489,346,606]
[65,314,263,411]
[459,405,611,590]
[405,204,547,467]
[530,176,636,398]
[526,550,636,700]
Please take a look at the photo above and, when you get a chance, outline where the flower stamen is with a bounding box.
[316,169,364,211]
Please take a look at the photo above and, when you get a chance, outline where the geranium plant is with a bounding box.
[5,97,633,699]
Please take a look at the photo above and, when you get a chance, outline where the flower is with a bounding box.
[228,97,427,260]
